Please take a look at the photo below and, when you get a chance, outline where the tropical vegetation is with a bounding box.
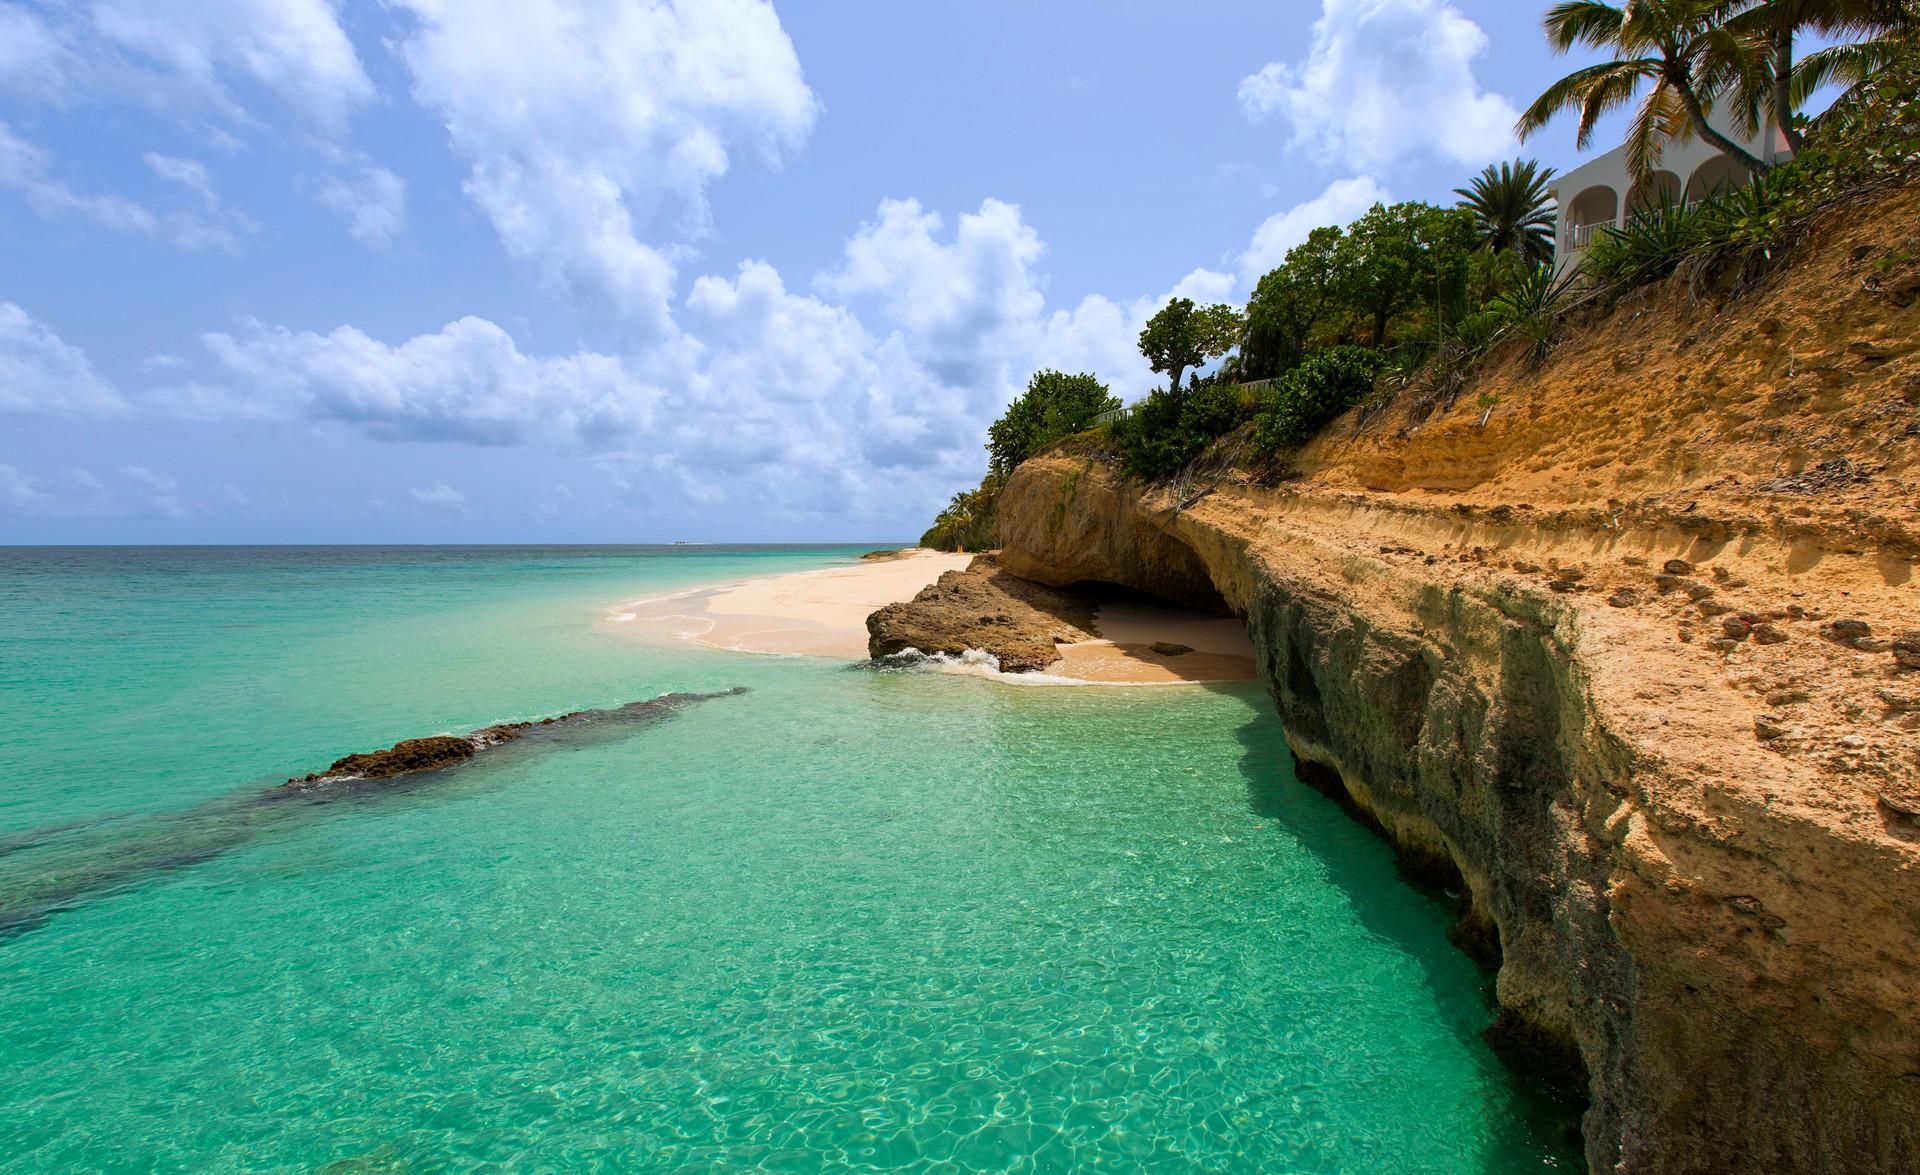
[921,1,1914,545]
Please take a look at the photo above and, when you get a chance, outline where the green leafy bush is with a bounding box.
[1111,380,1262,481]
[1253,345,1387,454]
[1582,198,1713,294]
[985,370,1117,479]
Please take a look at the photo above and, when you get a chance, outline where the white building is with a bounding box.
[1551,118,1794,275]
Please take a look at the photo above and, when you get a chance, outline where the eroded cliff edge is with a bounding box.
[972,191,1919,1172]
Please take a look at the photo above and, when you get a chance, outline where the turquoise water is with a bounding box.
[0,547,1577,1171]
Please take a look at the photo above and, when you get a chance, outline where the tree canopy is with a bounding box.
[1137,298,1244,395]
[985,370,1118,479]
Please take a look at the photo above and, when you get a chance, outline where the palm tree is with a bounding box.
[1718,0,1917,153]
[1454,160,1558,267]
[1518,0,1769,182]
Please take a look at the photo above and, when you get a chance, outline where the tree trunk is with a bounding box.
[1672,67,1770,174]
[1168,365,1186,395]
[1371,307,1388,348]
[1774,30,1802,154]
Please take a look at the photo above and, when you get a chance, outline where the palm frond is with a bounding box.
[1544,1,1633,50]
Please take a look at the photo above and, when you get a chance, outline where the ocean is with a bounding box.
[0,545,1577,1171]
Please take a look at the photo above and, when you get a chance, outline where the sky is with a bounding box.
[1,0,1634,543]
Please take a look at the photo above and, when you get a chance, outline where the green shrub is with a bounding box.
[986,370,1117,479]
[1111,379,1263,481]
[1582,198,1713,294]
[1253,345,1387,454]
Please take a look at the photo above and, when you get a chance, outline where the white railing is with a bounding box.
[1569,220,1613,250]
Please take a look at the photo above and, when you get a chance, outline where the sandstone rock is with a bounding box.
[865,555,1098,672]
[1754,715,1789,740]
[1880,784,1920,818]
[1608,589,1640,608]
[1765,689,1809,707]
[1698,600,1735,617]
[1149,641,1194,657]
[1751,623,1789,645]
[1892,632,1920,670]
[1662,559,1695,575]
[1721,617,1753,641]
[1825,618,1873,641]
[1653,574,1688,593]
[1686,582,1717,600]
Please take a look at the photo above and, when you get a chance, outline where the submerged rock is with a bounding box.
[283,689,748,788]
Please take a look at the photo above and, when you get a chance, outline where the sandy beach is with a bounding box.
[612,549,1256,684]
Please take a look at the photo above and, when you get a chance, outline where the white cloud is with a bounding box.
[1239,175,1391,279]
[118,464,185,517]
[0,464,53,514]
[0,3,77,100]
[0,302,125,416]
[411,482,465,505]
[144,152,216,203]
[0,123,253,250]
[91,0,373,126]
[1238,0,1518,169]
[396,0,818,339]
[0,463,186,518]
[0,121,158,235]
[167,315,659,446]
[318,163,406,247]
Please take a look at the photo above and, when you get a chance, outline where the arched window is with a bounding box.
[1565,185,1619,250]
[1685,156,1753,204]
[1627,170,1683,215]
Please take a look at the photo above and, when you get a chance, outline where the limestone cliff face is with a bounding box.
[992,191,1920,1174]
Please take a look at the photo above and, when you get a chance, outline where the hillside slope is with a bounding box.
[990,186,1920,1173]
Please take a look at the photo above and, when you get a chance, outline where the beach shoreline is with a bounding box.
[609,548,1257,685]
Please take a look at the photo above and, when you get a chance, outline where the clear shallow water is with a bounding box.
[0,546,1578,1171]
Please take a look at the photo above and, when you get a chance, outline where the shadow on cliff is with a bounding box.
[1216,685,1586,1166]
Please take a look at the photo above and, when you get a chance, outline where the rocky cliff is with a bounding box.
[984,189,1920,1172]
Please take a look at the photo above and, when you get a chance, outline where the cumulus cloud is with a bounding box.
[1238,175,1392,279]
[396,0,818,339]
[318,163,406,247]
[168,315,658,446]
[0,302,125,416]
[1238,0,1518,169]
[91,0,373,126]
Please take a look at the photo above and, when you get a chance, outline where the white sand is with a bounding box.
[611,549,1257,685]
[614,549,971,659]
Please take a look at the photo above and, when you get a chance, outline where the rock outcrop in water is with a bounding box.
[880,189,1920,1173]
[282,691,748,788]
[0,690,748,940]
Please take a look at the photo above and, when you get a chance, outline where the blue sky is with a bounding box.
[2,0,1627,543]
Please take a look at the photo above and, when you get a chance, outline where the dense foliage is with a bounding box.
[1455,160,1558,267]
[920,475,1002,552]
[1110,380,1262,481]
[1519,0,1916,183]
[916,2,1911,531]
[1252,346,1390,454]
[986,370,1118,479]
[1136,299,1243,395]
